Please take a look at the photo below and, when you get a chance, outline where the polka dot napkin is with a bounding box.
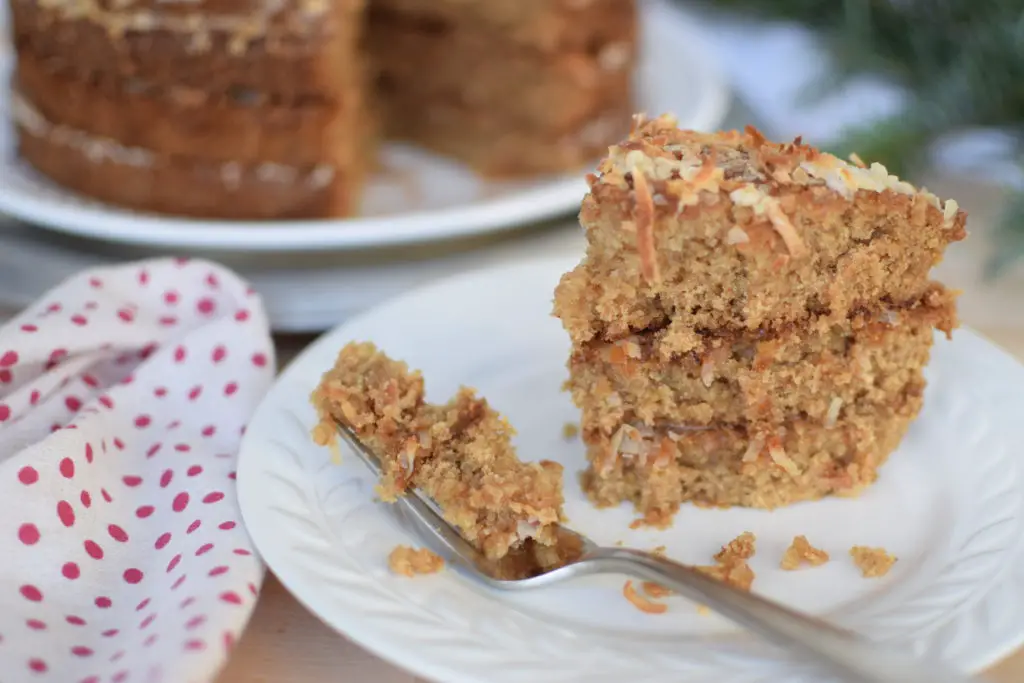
[0,258,275,683]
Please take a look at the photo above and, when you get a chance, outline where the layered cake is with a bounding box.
[8,0,637,219]
[312,342,565,560]
[554,116,966,523]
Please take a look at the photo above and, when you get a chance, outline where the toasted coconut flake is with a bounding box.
[726,226,750,245]
[742,434,766,463]
[825,397,843,428]
[943,199,959,228]
[879,309,901,326]
[700,357,715,388]
[765,201,807,258]
[631,169,660,284]
[781,535,830,570]
[714,531,756,563]
[623,580,668,614]
[848,152,866,168]
[767,438,800,476]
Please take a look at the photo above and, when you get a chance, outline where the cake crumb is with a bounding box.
[629,509,674,530]
[642,581,673,598]
[388,545,445,577]
[562,422,579,439]
[623,579,667,614]
[781,535,830,570]
[850,546,897,578]
[714,531,756,563]
[650,545,666,556]
[696,560,756,591]
[696,604,711,616]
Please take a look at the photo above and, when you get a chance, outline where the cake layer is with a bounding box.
[15,52,366,166]
[580,389,922,518]
[368,9,634,132]
[312,342,565,560]
[568,285,955,432]
[552,116,967,343]
[10,0,363,99]
[370,0,635,52]
[14,92,369,219]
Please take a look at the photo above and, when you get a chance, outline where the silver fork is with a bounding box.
[334,420,977,683]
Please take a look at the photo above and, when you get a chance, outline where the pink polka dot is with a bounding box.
[172,492,190,512]
[139,613,157,629]
[252,352,268,367]
[187,520,202,534]
[89,277,103,288]
[138,343,157,360]
[136,598,150,612]
[60,457,75,479]
[179,596,197,610]
[203,491,225,504]
[18,523,40,545]
[135,415,151,428]
[160,469,173,488]
[139,268,150,285]
[66,615,86,626]
[185,615,206,629]
[225,382,239,396]
[234,309,250,322]
[218,521,237,531]
[81,373,100,387]
[136,505,155,519]
[188,385,202,401]
[102,488,113,502]
[0,350,18,367]
[17,466,37,484]
[20,584,43,602]
[28,658,47,672]
[164,290,178,305]
[81,677,100,683]
[71,314,88,326]
[206,272,220,288]
[174,443,191,452]
[144,634,158,648]
[197,298,216,315]
[173,346,186,363]
[219,591,242,605]
[167,420,181,430]
[224,631,237,652]
[248,582,259,596]
[184,639,206,651]
[81,490,92,508]
[71,646,93,657]
[154,386,168,398]
[21,323,37,332]
[123,475,143,487]
[108,525,129,542]
[166,554,182,573]
[146,443,162,458]
[113,438,125,450]
[101,628,118,637]
[62,562,81,580]
[212,346,227,363]
[111,651,125,663]
[0,369,11,383]
[95,596,112,608]
[159,316,178,326]
[99,396,114,409]
[84,540,104,559]
[233,548,252,556]
[29,390,40,405]
[124,569,144,584]
[118,308,135,323]
[57,501,75,527]
[85,444,94,463]
[208,566,229,577]
[187,465,203,476]
[0,404,11,422]
[84,301,98,311]
[65,395,82,412]
[171,575,187,591]
[155,533,172,550]
[201,425,216,438]
[26,619,46,630]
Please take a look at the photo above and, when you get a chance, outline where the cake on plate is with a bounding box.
[554,115,966,524]
[9,0,637,219]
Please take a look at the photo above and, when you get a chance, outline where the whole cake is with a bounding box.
[8,0,637,219]
[554,115,966,524]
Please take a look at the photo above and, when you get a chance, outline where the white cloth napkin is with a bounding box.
[0,258,275,683]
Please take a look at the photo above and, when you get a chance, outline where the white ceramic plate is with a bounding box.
[238,256,1024,682]
[0,1,729,253]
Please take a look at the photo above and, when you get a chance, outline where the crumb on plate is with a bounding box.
[388,545,445,577]
[781,535,830,570]
[714,531,756,563]
[562,422,579,439]
[623,579,667,614]
[850,546,897,578]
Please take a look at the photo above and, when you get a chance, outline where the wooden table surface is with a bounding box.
[215,326,1024,683]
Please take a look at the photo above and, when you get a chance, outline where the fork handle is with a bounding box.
[591,548,977,683]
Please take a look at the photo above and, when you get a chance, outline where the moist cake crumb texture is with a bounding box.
[554,114,965,521]
[781,535,830,570]
[388,545,445,577]
[850,546,897,578]
[312,341,564,561]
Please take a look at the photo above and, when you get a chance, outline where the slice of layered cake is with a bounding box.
[8,0,638,218]
[554,116,965,525]
[312,342,564,560]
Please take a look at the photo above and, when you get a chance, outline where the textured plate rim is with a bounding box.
[238,256,1024,682]
[0,1,731,253]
